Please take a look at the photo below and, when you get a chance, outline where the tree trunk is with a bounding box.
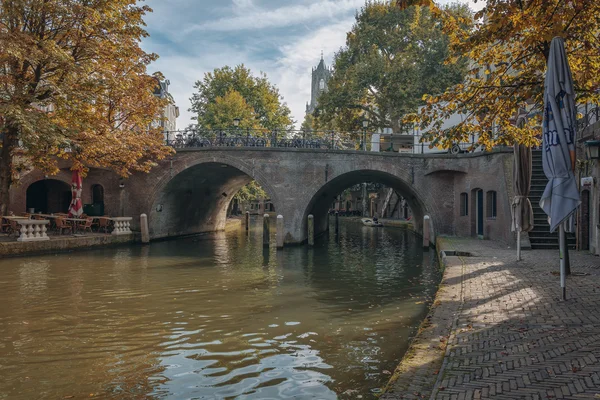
[0,126,17,216]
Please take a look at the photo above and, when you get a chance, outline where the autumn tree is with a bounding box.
[189,65,293,131]
[0,0,173,215]
[398,0,600,149]
[316,2,470,133]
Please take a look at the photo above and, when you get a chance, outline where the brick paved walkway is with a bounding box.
[383,238,600,400]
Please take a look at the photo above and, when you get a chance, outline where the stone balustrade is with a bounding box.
[17,220,50,242]
[111,217,133,235]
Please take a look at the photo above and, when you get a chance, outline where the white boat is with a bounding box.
[361,218,383,227]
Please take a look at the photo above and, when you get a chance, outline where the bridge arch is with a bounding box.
[147,153,280,239]
[301,169,431,241]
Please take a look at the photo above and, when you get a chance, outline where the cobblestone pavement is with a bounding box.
[383,238,600,400]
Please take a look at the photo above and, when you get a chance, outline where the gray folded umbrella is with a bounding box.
[540,37,581,300]
[540,37,580,233]
[512,143,534,261]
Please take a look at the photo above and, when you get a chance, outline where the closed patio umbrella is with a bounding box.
[539,37,580,300]
[511,143,534,261]
[68,169,83,218]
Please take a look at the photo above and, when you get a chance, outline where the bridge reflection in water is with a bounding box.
[0,220,440,399]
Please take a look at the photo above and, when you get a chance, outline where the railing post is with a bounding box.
[246,128,250,146]
[331,131,334,149]
[263,214,270,247]
[140,213,149,243]
[276,215,284,249]
[308,214,314,246]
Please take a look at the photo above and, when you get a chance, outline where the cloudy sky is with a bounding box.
[141,0,484,129]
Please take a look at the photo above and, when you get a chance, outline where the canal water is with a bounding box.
[0,219,440,399]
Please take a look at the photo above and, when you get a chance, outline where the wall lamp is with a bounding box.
[584,140,600,160]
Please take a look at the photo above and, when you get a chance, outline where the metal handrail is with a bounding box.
[164,128,363,151]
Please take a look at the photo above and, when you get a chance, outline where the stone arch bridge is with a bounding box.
[11,147,514,244]
[118,147,514,244]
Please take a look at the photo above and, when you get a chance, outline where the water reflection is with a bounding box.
[0,220,439,399]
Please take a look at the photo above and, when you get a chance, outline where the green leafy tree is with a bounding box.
[189,65,293,131]
[317,3,470,133]
[190,65,293,203]
[234,180,267,204]
[300,113,316,133]
[204,89,258,130]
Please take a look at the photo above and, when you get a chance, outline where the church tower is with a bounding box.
[306,53,332,114]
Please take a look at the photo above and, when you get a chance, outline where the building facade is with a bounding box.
[153,79,179,140]
[577,116,600,256]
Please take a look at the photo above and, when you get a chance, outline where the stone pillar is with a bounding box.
[245,211,250,231]
[423,215,430,250]
[263,214,270,247]
[276,215,284,249]
[140,214,149,243]
[308,214,314,246]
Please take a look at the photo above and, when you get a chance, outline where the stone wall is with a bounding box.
[578,121,600,255]
[451,152,514,244]
[10,161,123,217]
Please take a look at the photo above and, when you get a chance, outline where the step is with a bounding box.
[529,233,576,239]
[529,234,575,241]
[530,243,576,250]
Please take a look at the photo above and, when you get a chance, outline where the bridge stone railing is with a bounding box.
[111,217,133,235]
[17,220,50,242]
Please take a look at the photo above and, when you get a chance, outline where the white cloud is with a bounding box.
[272,18,355,126]
[144,0,486,130]
[186,0,365,32]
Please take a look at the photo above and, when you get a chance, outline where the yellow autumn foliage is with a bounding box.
[397,0,600,150]
[0,0,173,214]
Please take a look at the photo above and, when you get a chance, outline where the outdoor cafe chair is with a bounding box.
[1,217,10,233]
[55,218,72,235]
[78,217,93,233]
[98,217,112,233]
[8,219,20,238]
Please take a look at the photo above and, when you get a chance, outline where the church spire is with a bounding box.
[306,55,332,115]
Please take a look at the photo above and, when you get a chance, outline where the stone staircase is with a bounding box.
[528,150,576,249]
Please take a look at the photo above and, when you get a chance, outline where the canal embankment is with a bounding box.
[382,237,600,399]
[0,233,141,258]
[381,236,466,399]
[0,218,243,258]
